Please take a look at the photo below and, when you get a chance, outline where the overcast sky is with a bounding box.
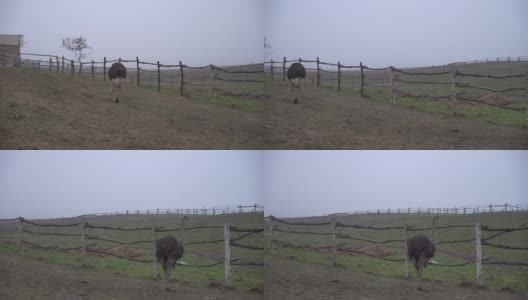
[0,0,263,66]
[263,151,528,217]
[265,0,528,68]
[0,151,263,219]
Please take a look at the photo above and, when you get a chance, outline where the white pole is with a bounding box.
[224,223,231,287]
[152,226,158,279]
[81,221,85,266]
[403,225,408,278]
[476,223,482,285]
[332,221,337,266]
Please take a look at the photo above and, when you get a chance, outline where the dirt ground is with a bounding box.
[263,82,528,149]
[265,256,527,300]
[2,68,527,149]
[0,252,263,300]
[0,68,265,149]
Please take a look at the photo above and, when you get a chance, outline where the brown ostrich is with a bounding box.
[155,236,184,281]
[287,62,306,104]
[155,216,188,281]
[407,234,435,278]
[108,62,126,103]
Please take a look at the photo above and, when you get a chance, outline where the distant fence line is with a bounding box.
[265,56,528,116]
[266,214,528,285]
[79,204,264,219]
[326,203,527,217]
[0,51,265,101]
[0,216,264,287]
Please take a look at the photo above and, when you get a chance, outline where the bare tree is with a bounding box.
[61,35,92,62]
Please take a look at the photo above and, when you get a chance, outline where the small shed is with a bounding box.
[0,34,24,66]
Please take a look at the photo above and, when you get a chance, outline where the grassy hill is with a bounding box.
[267,211,528,292]
[0,211,264,291]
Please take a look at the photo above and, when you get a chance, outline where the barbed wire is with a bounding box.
[21,218,81,227]
[457,96,526,111]
[393,78,451,85]
[456,72,525,79]
[85,235,151,245]
[337,247,405,262]
[393,68,451,76]
[271,216,332,226]
[23,229,80,237]
[481,241,528,250]
[456,84,524,93]
[274,228,333,236]
[231,242,265,251]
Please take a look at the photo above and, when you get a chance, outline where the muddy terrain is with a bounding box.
[0,252,263,300]
[265,256,527,300]
[264,82,528,149]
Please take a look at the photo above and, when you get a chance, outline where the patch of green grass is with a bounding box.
[269,212,528,292]
[0,212,264,291]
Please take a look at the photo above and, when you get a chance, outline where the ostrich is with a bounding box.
[108,62,127,103]
[287,62,306,104]
[155,216,188,281]
[155,236,184,281]
[407,234,435,278]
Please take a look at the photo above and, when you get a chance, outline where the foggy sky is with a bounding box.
[263,151,528,217]
[265,0,528,68]
[0,151,263,219]
[0,0,263,66]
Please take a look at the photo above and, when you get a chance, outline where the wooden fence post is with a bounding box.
[62,56,65,73]
[91,60,94,80]
[403,224,408,278]
[79,62,83,77]
[390,66,395,103]
[81,220,85,266]
[525,73,528,120]
[270,60,274,81]
[432,216,438,243]
[136,57,140,86]
[283,57,286,81]
[452,69,457,115]
[337,62,341,93]
[71,60,75,77]
[56,57,59,73]
[475,223,482,285]
[269,217,275,255]
[224,223,231,287]
[103,57,107,81]
[360,62,364,97]
[152,225,158,278]
[179,61,184,96]
[157,61,161,92]
[210,65,216,101]
[18,217,24,255]
[37,60,40,70]
[316,57,320,86]
[332,221,337,266]
[49,58,52,71]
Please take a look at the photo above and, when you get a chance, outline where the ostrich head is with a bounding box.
[108,62,127,103]
[287,62,306,104]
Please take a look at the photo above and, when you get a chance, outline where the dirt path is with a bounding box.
[0,252,263,300]
[265,256,527,300]
[0,68,265,149]
[264,82,528,149]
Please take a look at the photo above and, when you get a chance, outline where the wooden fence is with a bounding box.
[0,52,265,101]
[326,203,528,217]
[0,216,264,287]
[79,204,264,219]
[267,215,528,285]
[265,56,528,116]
